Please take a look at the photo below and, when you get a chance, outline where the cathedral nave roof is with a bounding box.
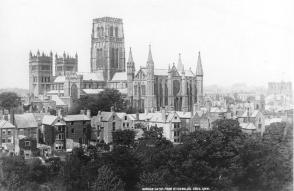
[111,72,127,81]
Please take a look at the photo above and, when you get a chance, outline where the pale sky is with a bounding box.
[0,0,293,89]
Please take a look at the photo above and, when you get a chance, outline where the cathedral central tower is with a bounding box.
[90,17,126,81]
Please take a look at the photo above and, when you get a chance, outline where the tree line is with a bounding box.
[0,119,292,191]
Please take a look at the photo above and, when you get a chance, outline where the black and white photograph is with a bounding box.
[0,0,293,190]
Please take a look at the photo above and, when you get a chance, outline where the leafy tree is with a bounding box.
[138,170,168,188]
[103,146,141,191]
[112,129,135,148]
[26,158,48,183]
[92,165,124,191]
[0,156,28,190]
[237,122,293,191]
[61,148,90,191]
[0,92,20,112]
[69,89,126,115]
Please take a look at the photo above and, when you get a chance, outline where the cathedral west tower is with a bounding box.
[90,17,126,81]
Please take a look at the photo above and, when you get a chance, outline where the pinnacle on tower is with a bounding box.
[196,51,203,76]
[128,47,134,63]
[177,53,184,72]
[147,44,154,64]
[181,62,185,75]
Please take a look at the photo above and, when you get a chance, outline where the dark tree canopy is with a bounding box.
[0,92,21,110]
[92,165,124,191]
[69,88,126,115]
[112,129,136,147]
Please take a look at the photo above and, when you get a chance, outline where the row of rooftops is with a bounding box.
[0,113,91,130]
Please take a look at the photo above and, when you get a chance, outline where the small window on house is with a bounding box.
[124,116,127,120]
[83,121,86,125]
[2,139,6,143]
[25,141,30,146]
[123,123,125,127]
[2,130,6,135]
[113,116,115,120]
[7,139,11,143]
[127,123,129,127]
[71,128,75,134]
[112,122,115,131]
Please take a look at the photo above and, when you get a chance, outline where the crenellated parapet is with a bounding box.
[55,52,78,76]
[29,50,53,63]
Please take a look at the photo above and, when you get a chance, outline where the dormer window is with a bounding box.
[25,141,30,147]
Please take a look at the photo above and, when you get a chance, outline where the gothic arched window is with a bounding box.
[101,27,104,36]
[109,26,114,36]
[115,27,118,37]
[97,27,100,37]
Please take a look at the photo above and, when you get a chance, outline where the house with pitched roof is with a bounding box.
[14,113,38,139]
[0,120,16,152]
[40,115,66,152]
[130,110,182,143]
[64,114,91,146]
[238,109,265,135]
[91,108,122,144]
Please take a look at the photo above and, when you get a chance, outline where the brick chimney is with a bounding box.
[86,109,91,118]
[110,106,114,112]
[161,107,166,122]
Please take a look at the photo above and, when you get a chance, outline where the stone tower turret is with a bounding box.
[181,57,188,112]
[29,50,53,98]
[90,17,125,81]
[55,52,78,76]
[196,51,204,104]
[127,47,135,103]
[145,45,156,113]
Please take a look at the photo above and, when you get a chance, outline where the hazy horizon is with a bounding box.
[0,0,293,89]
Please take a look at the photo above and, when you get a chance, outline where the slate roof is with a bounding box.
[64,115,90,121]
[153,68,195,77]
[14,113,38,128]
[99,112,114,121]
[82,89,104,95]
[51,95,66,106]
[78,72,105,81]
[134,112,181,123]
[116,112,128,120]
[42,115,58,125]
[0,120,15,129]
[176,111,192,119]
[240,110,259,118]
[240,123,257,130]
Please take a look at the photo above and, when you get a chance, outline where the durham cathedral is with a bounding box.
[29,17,204,113]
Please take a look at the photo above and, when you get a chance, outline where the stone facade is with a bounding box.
[128,48,204,113]
[28,17,204,113]
[90,17,125,80]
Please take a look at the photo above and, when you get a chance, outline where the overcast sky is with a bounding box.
[0,0,293,89]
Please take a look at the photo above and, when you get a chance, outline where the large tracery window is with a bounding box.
[115,27,118,37]
[109,26,114,36]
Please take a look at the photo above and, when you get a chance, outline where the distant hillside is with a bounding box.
[0,88,29,97]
